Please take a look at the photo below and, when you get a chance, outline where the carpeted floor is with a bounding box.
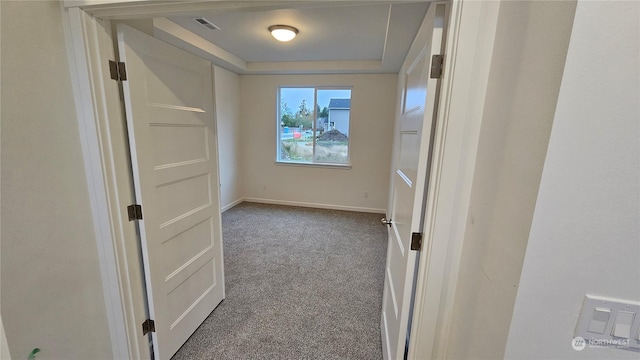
[171,202,388,360]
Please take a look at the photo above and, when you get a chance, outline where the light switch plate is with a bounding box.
[575,295,640,352]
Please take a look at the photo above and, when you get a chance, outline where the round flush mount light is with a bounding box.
[268,25,299,42]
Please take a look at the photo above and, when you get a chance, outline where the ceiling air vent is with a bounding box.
[193,18,221,31]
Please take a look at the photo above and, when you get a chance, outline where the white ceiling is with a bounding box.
[157,2,430,74]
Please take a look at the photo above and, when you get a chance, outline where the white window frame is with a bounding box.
[276,86,352,167]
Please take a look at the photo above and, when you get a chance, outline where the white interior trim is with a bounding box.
[247,60,385,75]
[63,7,152,360]
[62,7,131,359]
[221,198,245,213]
[243,197,386,214]
[380,4,393,69]
[407,1,501,358]
[431,1,501,357]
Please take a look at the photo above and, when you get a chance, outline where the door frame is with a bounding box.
[63,1,500,359]
[403,1,501,358]
[62,7,151,360]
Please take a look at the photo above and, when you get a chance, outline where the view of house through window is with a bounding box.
[278,87,352,164]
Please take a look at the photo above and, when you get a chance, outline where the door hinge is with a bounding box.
[142,319,155,335]
[109,60,127,81]
[127,204,143,221]
[430,54,444,79]
[411,232,423,251]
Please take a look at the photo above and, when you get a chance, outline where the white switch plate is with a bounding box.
[575,295,640,352]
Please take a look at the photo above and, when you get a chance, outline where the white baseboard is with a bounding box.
[221,198,244,213]
[241,197,386,214]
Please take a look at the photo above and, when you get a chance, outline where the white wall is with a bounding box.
[0,1,113,359]
[214,65,243,211]
[505,1,640,358]
[444,1,576,358]
[240,74,397,212]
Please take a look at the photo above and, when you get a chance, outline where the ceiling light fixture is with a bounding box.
[268,25,299,42]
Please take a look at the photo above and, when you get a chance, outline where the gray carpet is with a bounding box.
[171,202,388,360]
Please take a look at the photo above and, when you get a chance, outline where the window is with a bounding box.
[277,87,352,165]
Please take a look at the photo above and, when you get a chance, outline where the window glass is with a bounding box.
[278,87,351,165]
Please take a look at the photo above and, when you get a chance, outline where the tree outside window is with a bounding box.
[277,87,351,165]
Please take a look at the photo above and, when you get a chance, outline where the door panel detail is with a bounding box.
[118,24,225,360]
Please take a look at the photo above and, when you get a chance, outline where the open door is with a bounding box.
[381,3,447,360]
[117,24,225,360]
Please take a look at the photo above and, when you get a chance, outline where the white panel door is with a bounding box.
[381,4,447,360]
[117,24,225,360]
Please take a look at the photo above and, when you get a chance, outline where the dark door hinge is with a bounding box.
[127,204,143,221]
[142,319,155,335]
[411,232,423,251]
[430,54,444,79]
[109,60,127,81]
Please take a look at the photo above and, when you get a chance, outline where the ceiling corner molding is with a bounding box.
[380,3,393,70]
[247,60,385,75]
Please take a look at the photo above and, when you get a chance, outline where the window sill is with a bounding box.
[275,161,352,170]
